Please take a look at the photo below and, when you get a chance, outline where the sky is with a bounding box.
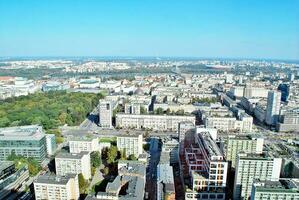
[0,0,298,60]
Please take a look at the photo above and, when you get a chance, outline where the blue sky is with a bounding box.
[0,0,298,59]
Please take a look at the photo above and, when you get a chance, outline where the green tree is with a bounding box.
[78,173,89,194]
[154,108,164,115]
[140,106,147,114]
[107,146,118,164]
[128,154,137,160]
[90,151,101,168]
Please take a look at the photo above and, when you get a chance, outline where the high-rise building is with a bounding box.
[99,100,113,128]
[55,151,91,180]
[117,134,143,157]
[46,134,57,156]
[184,129,228,200]
[265,91,281,125]
[0,125,47,163]
[277,83,290,102]
[250,178,299,200]
[224,135,264,168]
[233,152,282,200]
[34,173,80,200]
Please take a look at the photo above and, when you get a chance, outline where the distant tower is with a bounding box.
[265,91,281,125]
[99,100,113,128]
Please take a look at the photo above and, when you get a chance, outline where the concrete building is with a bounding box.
[125,103,141,114]
[117,134,143,157]
[265,91,281,126]
[116,113,195,131]
[95,161,146,200]
[277,108,299,132]
[99,100,113,128]
[0,161,30,199]
[233,152,282,200]
[251,179,299,200]
[184,129,228,200]
[46,134,57,156]
[157,153,176,200]
[34,173,80,200]
[161,137,179,165]
[69,137,99,154]
[55,151,91,180]
[224,135,264,168]
[0,125,47,163]
[178,121,195,143]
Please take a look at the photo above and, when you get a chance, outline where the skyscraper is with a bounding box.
[265,91,281,125]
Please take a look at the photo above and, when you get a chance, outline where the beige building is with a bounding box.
[224,135,264,168]
[117,134,143,157]
[34,174,80,200]
[55,151,91,180]
[69,137,99,154]
[116,113,195,131]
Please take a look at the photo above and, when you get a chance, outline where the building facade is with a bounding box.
[99,100,113,128]
[117,134,143,157]
[265,91,281,126]
[69,137,99,154]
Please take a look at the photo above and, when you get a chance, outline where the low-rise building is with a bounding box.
[116,113,195,131]
[34,173,80,200]
[69,137,99,154]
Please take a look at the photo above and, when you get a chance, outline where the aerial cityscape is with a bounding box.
[0,1,299,200]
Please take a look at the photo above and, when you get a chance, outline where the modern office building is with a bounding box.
[46,134,57,156]
[0,161,30,199]
[55,151,91,180]
[34,173,80,200]
[233,152,282,200]
[224,135,264,168]
[277,83,290,102]
[0,125,47,163]
[117,134,143,157]
[184,128,228,200]
[157,153,175,200]
[116,113,195,131]
[250,178,299,200]
[99,100,113,128]
[265,91,281,125]
[69,137,99,154]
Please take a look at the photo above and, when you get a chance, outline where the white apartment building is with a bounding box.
[184,129,228,200]
[204,114,253,132]
[55,151,91,180]
[69,137,99,154]
[265,91,281,125]
[46,134,57,156]
[34,174,80,200]
[117,134,143,157]
[251,179,299,200]
[224,135,264,168]
[116,113,195,131]
[99,100,113,128]
[233,152,282,200]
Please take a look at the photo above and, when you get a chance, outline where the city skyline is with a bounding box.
[0,0,299,60]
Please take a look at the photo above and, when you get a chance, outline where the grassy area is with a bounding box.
[99,137,116,143]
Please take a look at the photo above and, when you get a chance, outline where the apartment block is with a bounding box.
[116,113,195,131]
[99,100,113,128]
[117,134,143,157]
[184,128,228,200]
[233,152,282,200]
[34,174,79,200]
[69,137,99,154]
[55,151,91,180]
[224,135,264,168]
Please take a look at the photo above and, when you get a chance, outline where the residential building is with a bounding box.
[161,137,179,165]
[157,153,175,200]
[69,137,99,154]
[265,91,281,125]
[224,135,264,168]
[34,173,80,200]
[99,100,113,128]
[116,113,195,131]
[0,125,47,163]
[117,134,143,157]
[233,152,282,200]
[184,128,228,200]
[0,161,30,199]
[251,179,299,200]
[55,151,91,180]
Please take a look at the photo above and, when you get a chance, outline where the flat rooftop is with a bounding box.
[0,125,44,140]
[55,151,89,159]
[35,173,77,185]
[254,179,299,193]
